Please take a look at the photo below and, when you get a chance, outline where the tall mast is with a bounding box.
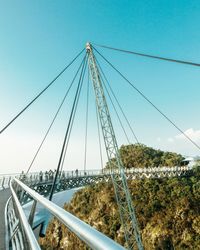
[86,42,143,250]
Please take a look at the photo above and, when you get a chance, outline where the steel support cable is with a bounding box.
[94,47,200,152]
[95,56,139,144]
[0,48,84,135]
[84,69,90,172]
[50,54,87,197]
[49,54,87,201]
[59,56,88,174]
[61,56,86,174]
[94,43,200,67]
[25,57,86,174]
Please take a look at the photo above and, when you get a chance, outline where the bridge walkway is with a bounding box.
[0,167,192,249]
[0,188,10,250]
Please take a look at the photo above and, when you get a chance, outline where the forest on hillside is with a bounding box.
[106,144,184,169]
[39,145,200,250]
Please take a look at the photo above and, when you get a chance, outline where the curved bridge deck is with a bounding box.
[0,166,193,249]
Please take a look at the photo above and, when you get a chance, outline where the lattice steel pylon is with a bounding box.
[86,42,144,250]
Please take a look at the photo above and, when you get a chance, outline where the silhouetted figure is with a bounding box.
[39,171,43,182]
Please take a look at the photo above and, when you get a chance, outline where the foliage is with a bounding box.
[39,147,200,250]
[105,143,184,169]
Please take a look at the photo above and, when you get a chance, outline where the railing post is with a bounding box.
[28,200,37,227]
[19,190,25,203]
[2,177,5,189]
[39,215,50,238]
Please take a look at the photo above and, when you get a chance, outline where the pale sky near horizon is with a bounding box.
[1,0,200,174]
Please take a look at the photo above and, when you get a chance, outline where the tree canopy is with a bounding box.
[106,143,184,169]
[39,145,199,250]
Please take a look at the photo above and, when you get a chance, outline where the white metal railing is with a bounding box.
[6,178,125,250]
[3,165,194,249]
[9,182,40,249]
[0,173,20,190]
[0,165,193,190]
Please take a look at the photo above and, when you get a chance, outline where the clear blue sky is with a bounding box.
[1,0,200,174]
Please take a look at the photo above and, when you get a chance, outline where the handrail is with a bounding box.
[11,178,125,250]
[4,165,194,249]
[0,165,192,184]
[10,181,41,249]
[1,166,192,192]
[0,166,192,191]
[5,197,11,250]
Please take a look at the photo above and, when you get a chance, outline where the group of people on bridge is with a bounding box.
[19,168,84,183]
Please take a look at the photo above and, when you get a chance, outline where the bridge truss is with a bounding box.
[87,42,143,249]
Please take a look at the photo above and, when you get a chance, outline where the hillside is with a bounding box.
[39,145,200,249]
[106,144,184,169]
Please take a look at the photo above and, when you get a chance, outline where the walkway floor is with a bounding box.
[0,188,11,250]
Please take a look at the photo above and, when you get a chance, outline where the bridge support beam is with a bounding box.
[87,42,144,250]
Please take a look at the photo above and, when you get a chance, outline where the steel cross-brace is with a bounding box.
[86,42,143,250]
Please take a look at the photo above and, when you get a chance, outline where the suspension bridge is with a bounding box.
[0,42,199,250]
